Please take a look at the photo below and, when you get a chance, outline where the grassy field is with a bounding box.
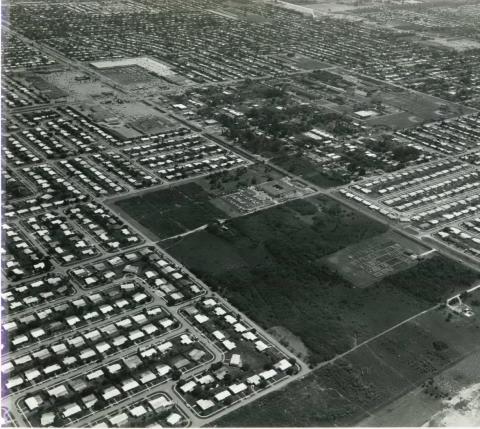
[359,349,480,427]
[212,374,367,427]
[212,292,480,427]
[167,195,478,365]
[113,165,285,239]
[114,182,227,240]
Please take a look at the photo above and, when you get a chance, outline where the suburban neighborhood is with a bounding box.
[2,0,480,427]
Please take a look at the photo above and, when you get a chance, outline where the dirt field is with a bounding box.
[381,90,472,122]
[84,100,174,138]
[292,55,332,70]
[359,350,480,427]
[325,231,429,288]
[43,70,121,101]
[268,325,311,362]
[422,37,480,52]
[100,65,158,86]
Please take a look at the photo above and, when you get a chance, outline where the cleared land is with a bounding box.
[325,231,428,288]
[114,182,227,240]
[91,56,175,77]
[99,65,159,85]
[167,195,478,365]
[359,351,480,427]
[112,164,288,239]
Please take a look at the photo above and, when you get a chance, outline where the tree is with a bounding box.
[171,369,182,381]
[210,362,222,371]
[433,341,449,352]
[206,222,221,235]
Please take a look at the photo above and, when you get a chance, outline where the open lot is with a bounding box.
[359,348,480,427]
[113,182,227,240]
[325,231,429,288]
[99,65,159,86]
[212,373,365,427]
[42,69,121,102]
[112,164,310,240]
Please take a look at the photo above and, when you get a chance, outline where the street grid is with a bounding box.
[2,0,480,427]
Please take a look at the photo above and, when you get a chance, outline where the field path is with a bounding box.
[313,304,439,371]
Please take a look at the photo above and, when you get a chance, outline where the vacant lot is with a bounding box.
[113,165,287,239]
[114,182,227,240]
[212,374,367,427]
[359,352,480,426]
[326,231,427,288]
[213,293,480,427]
[100,65,158,85]
[168,195,478,365]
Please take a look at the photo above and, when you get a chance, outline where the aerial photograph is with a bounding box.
[1,0,480,427]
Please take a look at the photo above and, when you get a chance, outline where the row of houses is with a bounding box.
[1,273,73,314]
[397,114,480,156]
[383,171,479,213]
[92,394,185,428]
[21,334,210,427]
[6,135,41,166]
[90,152,158,190]
[339,188,395,220]
[352,159,461,197]
[114,127,190,148]
[3,306,176,396]
[3,75,48,108]
[4,282,151,353]
[185,300,270,353]
[122,133,200,158]
[58,157,124,196]
[2,224,49,280]
[179,358,293,416]
[25,212,98,265]
[412,194,480,229]
[71,247,204,304]
[3,35,56,72]
[437,225,480,260]
[5,164,87,220]
[20,125,76,159]
[123,132,246,182]
[178,297,297,415]
[65,202,141,252]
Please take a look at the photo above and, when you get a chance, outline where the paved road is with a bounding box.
[324,191,480,274]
